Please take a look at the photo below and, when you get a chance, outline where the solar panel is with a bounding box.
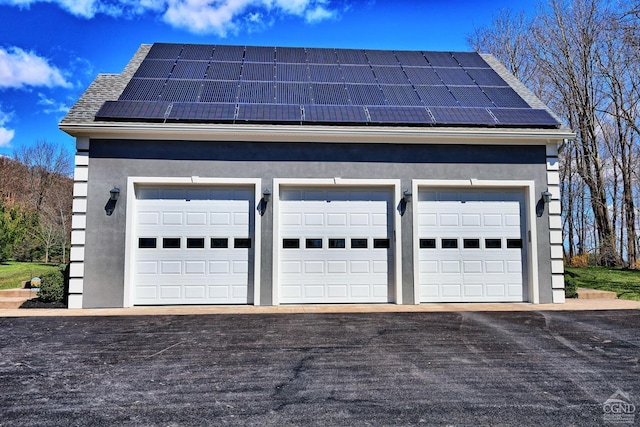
[365,50,399,65]
[146,43,183,60]
[134,60,175,79]
[275,63,309,82]
[335,49,368,65]
[96,100,170,120]
[275,47,307,63]
[429,107,496,126]
[306,48,337,64]
[238,81,275,103]
[237,104,301,122]
[206,62,242,81]
[170,61,209,79]
[212,45,245,62]
[341,65,377,84]
[414,86,459,107]
[311,83,350,104]
[200,81,238,103]
[168,102,236,121]
[119,78,165,101]
[367,106,432,123]
[308,65,342,82]
[244,46,275,62]
[490,108,559,127]
[449,87,494,107]
[482,87,530,108]
[276,82,313,104]
[433,68,475,85]
[241,62,275,81]
[160,80,202,102]
[395,51,429,66]
[424,52,458,67]
[403,67,442,85]
[304,105,367,123]
[380,85,423,106]
[346,84,385,105]
[466,68,509,86]
[95,43,560,128]
[372,66,410,84]
[452,52,490,68]
[180,44,215,60]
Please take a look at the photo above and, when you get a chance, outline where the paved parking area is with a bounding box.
[1,310,639,426]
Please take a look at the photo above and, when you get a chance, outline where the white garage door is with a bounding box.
[417,188,526,302]
[279,187,393,304]
[133,186,254,305]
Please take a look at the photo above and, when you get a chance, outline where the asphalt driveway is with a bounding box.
[0,310,638,426]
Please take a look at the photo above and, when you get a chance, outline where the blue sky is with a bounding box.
[0,0,535,158]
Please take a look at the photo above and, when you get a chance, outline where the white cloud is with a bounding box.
[0,47,71,89]
[0,108,15,148]
[0,0,340,34]
[37,93,70,115]
[305,5,335,22]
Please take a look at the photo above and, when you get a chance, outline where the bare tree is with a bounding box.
[13,140,72,215]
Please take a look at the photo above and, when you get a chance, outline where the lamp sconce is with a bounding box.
[106,187,120,216]
[110,187,120,201]
[541,190,552,204]
[263,189,271,203]
[403,189,412,203]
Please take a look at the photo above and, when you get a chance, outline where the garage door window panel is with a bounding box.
[211,238,229,248]
[234,238,252,249]
[485,239,502,249]
[420,238,436,249]
[186,238,205,249]
[163,238,181,249]
[351,238,368,249]
[329,238,346,249]
[283,239,300,249]
[306,238,323,249]
[139,238,157,249]
[442,239,458,249]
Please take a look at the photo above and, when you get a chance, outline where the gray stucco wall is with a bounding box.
[83,139,551,308]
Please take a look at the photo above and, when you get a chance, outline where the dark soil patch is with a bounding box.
[19,298,67,309]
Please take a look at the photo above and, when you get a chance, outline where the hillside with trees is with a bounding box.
[0,140,72,264]
[468,0,640,269]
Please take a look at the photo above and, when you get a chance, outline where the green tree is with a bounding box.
[0,201,31,263]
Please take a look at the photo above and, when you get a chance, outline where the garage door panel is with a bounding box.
[139,212,160,225]
[133,185,253,305]
[184,286,206,299]
[279,187,392,304]
[418,188,526,303]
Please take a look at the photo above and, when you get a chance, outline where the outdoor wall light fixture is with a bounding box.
[106,187,120,216]
[263,189,271,203]
[542,190,552,204]
[403,189,412,203]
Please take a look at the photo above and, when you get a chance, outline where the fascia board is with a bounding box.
[60,122,576,144]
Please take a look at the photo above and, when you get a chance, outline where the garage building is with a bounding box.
[60,43,573,308]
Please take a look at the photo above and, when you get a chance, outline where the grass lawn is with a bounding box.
[564,266,640,300]
[0,261,60,290]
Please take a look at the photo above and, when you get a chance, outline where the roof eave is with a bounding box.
[59,121,576,144]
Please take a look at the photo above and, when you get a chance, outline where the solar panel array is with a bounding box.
[95,43,560,128]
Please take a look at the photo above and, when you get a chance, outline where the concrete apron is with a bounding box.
[1,298,639,317]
